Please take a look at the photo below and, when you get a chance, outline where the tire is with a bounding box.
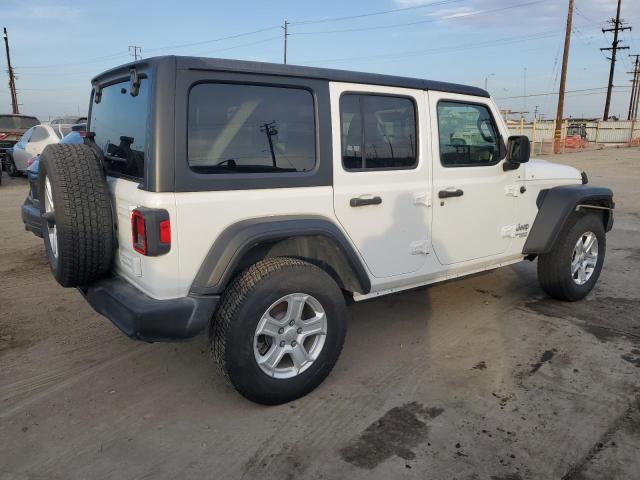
[211,257,348,405]
[6,156,20,177]
[38,144,114,287]
[537,212,606,301]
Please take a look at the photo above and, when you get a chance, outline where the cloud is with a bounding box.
[392,0,640,29]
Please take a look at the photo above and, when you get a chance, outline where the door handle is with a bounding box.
[438,189,464,199]
[350,196,382,207]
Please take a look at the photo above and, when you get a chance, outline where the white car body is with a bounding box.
[11,124,62,172]
[108,82,582,302]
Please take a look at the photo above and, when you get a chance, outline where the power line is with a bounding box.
[144,26,280,53]
[496,86,630,100]
[291,0,550,36]
[305,28,579,64]
[290,0,466,26]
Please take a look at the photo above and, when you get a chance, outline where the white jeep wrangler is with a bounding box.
[38,56,614,404]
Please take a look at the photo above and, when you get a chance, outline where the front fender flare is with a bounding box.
[523,184,614,255]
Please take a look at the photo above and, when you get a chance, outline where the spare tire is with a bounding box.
[38,144,115,287]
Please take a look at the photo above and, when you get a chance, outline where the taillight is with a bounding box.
[131,208,171,256]
[0,133,7,140]
[79,130,87,138]
[131,210,147,255]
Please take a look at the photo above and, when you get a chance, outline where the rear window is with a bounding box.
[0,116,39,130]
[188,83,316,174]
[90,79,149,180]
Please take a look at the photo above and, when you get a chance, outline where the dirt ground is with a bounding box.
[0,148,639,480]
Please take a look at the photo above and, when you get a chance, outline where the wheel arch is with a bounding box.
[190,216,371,295]
[523,184,614,255]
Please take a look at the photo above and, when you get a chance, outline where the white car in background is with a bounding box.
[6,124,66,176]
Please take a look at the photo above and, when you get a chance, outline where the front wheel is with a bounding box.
[537,212,606,301]
[211,257,347,405]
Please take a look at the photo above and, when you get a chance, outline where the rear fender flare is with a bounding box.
[190,216,371,295]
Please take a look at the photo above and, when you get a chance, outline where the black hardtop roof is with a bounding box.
[93,55,490,98]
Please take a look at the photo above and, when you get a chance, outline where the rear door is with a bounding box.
[428,92,518,265]
[330,82,431,278]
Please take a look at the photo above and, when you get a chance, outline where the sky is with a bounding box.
[2,0,640,121]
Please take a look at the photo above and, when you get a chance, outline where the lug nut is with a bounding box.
[289,320,295,326]
[278,328,284,334]
[291,341,297,347]
[279,341,285,347]
[297,327,302,334]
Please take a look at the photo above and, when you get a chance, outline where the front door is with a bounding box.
[330,83,431,278]
[429,92,518,265]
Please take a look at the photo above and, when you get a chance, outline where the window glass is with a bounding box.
[0,116,39,129]
[30,127,49,142]
[437,101,501,167]
[19,128,34,145]
[90,78,149,180]
[188,83,316,174]
[340,94,417,170]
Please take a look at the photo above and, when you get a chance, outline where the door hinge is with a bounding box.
[504,184,521,197]
[410,240,430,255]
[413,192,432,207]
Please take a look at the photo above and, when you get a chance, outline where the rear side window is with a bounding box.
[340,94,417,171]
[437,101,501,167]
[90,79,149,180]
[188,83,316,174]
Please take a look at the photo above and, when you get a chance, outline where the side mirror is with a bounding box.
[504,135,530,171]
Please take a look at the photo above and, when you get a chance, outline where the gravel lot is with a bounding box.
[1,148,639,480]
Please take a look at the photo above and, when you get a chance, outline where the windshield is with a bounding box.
[0,116,39,130]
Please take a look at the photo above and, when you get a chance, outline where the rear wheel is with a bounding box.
[6,156,20,177]
[537,212,606,301]
[211,257,348,405]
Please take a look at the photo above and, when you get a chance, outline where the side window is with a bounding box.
[30,127,49,142]
[437,101,501,167]
[188,83,316,174]
[340,94,417,171]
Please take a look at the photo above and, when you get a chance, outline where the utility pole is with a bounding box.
[554,0,574,153]
[628,55,640,120]
[128,45,142,61]
[2,27,19,114]
[282,21,289,64]
[601,0,631,120]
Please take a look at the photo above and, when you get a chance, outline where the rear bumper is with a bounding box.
[80,277,220,342]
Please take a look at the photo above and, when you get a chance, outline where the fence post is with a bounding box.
[631,118,637,145]
[532,116,537,153]
[562,120,567,154]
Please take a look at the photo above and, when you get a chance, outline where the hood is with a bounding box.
[523,158,582,183]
